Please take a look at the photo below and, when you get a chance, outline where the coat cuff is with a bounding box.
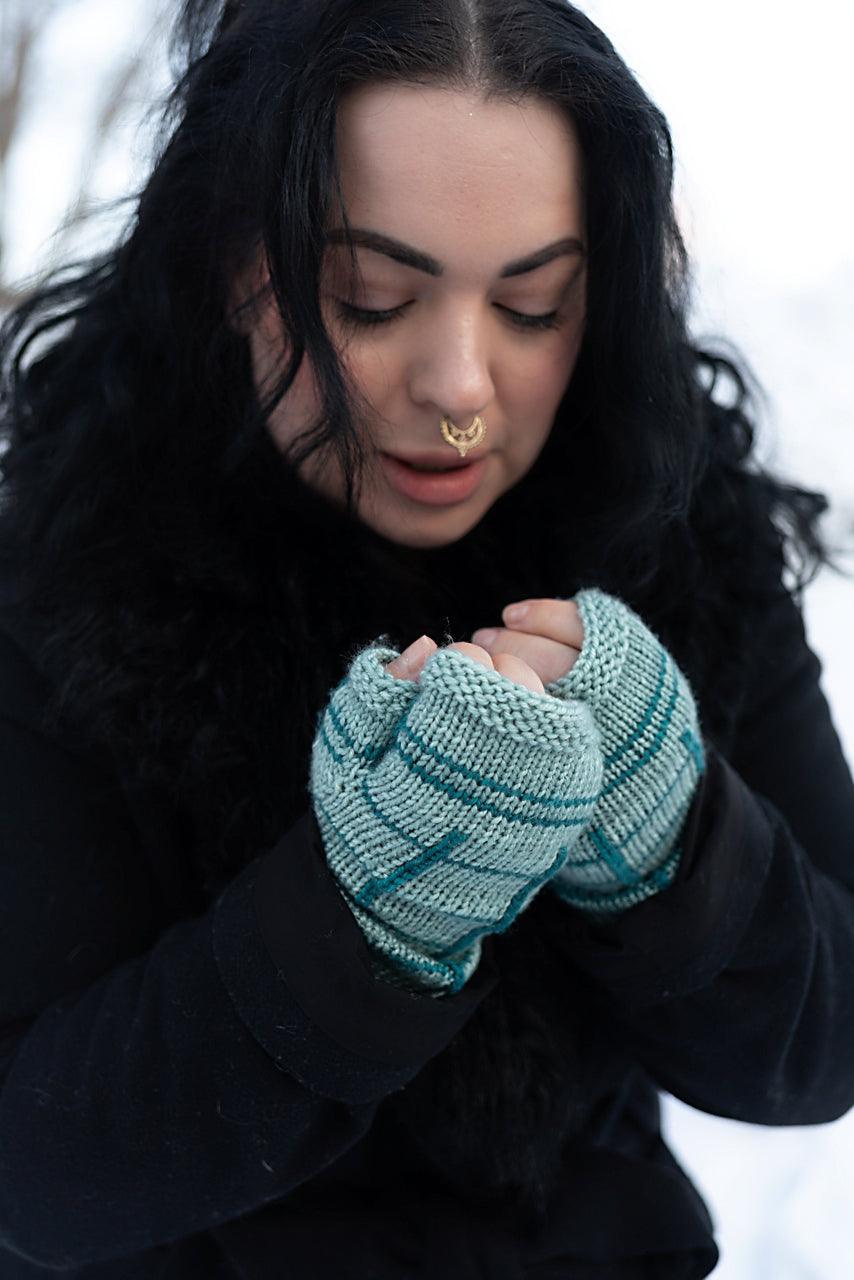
[544,743,776,1007]
[212,810,499,1105]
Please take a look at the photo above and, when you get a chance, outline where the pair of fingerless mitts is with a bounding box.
[309,589,706,996]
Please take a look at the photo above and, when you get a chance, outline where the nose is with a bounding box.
[408,304,495,427]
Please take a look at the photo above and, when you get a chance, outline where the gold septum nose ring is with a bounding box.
[439,414,487,458]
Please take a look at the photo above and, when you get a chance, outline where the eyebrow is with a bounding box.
[324,227,585,278]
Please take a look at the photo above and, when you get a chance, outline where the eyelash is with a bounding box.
[335,301,562,333]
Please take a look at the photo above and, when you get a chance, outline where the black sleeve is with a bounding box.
[546,561,854,1127]
[0,630,498,1270]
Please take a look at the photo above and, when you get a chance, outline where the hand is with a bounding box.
[312,639,603,994]
[542,588,706,915]
[385,631,547,695]
[468,598,585,688]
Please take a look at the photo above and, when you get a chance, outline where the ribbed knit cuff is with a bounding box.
[546,588,705,915]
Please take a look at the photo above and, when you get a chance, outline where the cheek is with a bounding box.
[511,335,580,415]
[502,332,583,464]
[327,326,396,404]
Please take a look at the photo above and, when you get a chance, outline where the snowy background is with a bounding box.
[1,2,852,1276]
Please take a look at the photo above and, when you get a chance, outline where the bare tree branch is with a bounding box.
[0,1,160,316]
[59,48,150,237]
[0,12,36,309]
[0,0,62,158]
[0,1,63,312]
[0,22,37,169]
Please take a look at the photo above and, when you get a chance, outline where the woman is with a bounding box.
[0,0,852,1276]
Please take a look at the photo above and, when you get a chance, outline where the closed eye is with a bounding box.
[334,301,563,333]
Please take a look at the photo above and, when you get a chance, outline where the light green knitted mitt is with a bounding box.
[310,642,604,996]
[544,588,706,917]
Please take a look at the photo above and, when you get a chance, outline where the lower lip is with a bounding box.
[380,453,488,506]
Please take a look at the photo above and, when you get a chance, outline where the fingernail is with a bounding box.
[396,634,430,673]
[503,603,528,624]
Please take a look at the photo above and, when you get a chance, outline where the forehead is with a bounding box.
[333,84,585,277]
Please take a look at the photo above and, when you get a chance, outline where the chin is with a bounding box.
[363,506,487,551]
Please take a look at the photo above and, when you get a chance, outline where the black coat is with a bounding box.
[1,542,853,1279]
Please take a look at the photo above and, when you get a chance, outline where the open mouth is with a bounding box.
[380,452,488,506]
[394,459,471,473]
[384,454,473,472]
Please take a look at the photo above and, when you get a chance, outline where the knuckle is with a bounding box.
[446,641,494,668]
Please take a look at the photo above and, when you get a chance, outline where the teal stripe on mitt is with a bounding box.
[310,642,604,995]
[544,588,706,916]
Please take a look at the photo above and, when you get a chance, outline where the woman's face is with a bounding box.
[242,83,587,549]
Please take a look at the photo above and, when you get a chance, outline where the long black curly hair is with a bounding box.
[0,0,846,1222]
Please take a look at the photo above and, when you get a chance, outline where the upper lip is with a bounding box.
[382,450,481,470]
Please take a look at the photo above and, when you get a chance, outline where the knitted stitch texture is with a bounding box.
[545,588,706,915]
[310,643,604,995]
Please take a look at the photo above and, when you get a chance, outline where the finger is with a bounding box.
[442,641,495,671]
[491,651,546,695]
[385,634,438,681]
[470,628,579,686]
[501,598,584,650]
[329,643,422,764]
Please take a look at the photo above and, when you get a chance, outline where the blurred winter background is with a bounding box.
[1,1,852,1275]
